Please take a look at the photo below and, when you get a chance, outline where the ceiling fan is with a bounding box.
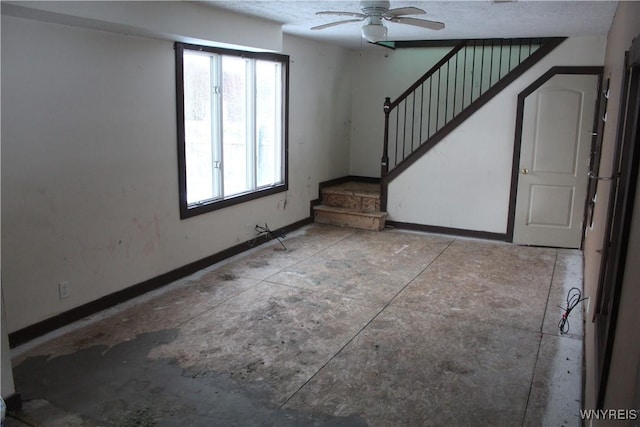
[311,1,445,43]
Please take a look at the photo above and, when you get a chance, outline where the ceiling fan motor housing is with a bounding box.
[360,1,391,16]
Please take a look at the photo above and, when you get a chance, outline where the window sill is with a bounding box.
[180,183,287,219]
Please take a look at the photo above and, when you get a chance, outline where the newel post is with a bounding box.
[381,97,391,212]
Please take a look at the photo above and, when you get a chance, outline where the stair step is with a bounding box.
[313,205,387,231]
[321,182,381,212]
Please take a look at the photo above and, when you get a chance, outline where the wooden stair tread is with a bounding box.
[321,182,381,198]
[313,204,388,218]
[314,181,386,231]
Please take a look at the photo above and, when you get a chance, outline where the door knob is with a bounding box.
[520,168,529,175]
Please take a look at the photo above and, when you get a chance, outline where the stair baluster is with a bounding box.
[380,37,566,211]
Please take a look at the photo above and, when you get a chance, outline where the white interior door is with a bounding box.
[513,74,598,248]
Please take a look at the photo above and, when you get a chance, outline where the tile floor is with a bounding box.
[7,224,584,426]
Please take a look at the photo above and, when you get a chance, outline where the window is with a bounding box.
[175,42,289,218]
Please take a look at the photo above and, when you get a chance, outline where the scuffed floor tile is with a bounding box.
[284,305,540,426]
[10,224,583,426]
[523,334,583,426]
[13,275,260,364]
[148,282,384,405]
[267,231,452,303]
[392,239,557,332]
[213,224,357,281]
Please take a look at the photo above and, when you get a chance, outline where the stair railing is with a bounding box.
[380,37,565,210]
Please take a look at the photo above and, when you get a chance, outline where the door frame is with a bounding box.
[506,66,604,245]
[593,37,640,408]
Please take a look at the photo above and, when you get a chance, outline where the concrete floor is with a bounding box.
[7,224,584,426]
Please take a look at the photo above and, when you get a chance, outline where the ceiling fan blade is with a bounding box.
[386,16,445,30]
[316,11,367,19]
[311,18,364,31]
[384,7,426,17]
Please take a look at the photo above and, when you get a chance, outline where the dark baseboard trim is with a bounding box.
[4,392,22,412]
[8,217,312,348]
[386,221,507,241]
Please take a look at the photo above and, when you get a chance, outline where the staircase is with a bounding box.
[380,37,566,210]
[312,38,566,230]
[313,182,387,231]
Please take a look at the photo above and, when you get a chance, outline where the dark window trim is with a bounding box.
[175,42,290,219]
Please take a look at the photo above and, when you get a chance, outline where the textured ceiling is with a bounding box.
[202,1,618,49]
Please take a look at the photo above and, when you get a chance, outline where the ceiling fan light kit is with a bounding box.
[312,0,444,43]
[362,23,388,42]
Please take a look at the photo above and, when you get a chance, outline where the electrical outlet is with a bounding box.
[58,281,70,299]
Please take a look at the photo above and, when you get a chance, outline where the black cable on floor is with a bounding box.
[252,223,287,251]
[558,287,588,335]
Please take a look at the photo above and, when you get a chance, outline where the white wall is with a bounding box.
[284,36,352,195]
[349,46,451,177]
[1,10,351,332]
[387,37,606,233]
